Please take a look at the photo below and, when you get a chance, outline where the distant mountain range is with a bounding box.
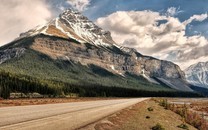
[185,62,208,88]
[0,9,200,97]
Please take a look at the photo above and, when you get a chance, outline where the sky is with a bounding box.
[0,0,208,69]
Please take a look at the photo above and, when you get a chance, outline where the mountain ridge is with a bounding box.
[0,9,194,94]
[185,61,208,88]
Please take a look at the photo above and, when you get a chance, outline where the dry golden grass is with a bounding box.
[94,100,197,130]
[191,101,208,114]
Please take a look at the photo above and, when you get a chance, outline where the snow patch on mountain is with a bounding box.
[141,69,160,84]
[18,9,116,49]
[0,48,25,64]
[59,9,115,47]
[185,62,208,88]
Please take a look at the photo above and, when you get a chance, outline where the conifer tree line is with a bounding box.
[0,71,61,99]
[0,71,202,99]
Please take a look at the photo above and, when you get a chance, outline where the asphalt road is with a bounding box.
[0,98,148,130]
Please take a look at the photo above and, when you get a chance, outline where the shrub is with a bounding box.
[168,103,208,130]
[185,111,207,130]
[146,116,150,119]
[147,107,154,111]
[159,99,168,109]
[177,123,189,130]
[152,123,165,130]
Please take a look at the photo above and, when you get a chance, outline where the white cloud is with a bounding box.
[166,7,183,16]
[67,0,90,12]
[167,7,177,16]
[59,6,66,11]
[96,11,208,69]
[183,13,208,25]
[176,56,208,70]
[0,0,51,46]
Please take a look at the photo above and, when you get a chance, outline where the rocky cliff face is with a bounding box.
[27,34,191,91]
[0,9,192,91]
[0,48,25,64]
[185,62,208,88]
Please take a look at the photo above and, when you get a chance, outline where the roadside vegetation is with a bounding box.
[156,99,208,130]
[151,123,165,130]
[91,99,196,130]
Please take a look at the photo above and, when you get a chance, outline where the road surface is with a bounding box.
[0,98,148,130]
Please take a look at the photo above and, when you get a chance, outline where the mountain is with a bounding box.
[185,62,208,88]
[0,9,195,98]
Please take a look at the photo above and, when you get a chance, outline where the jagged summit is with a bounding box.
[19,9,116,47]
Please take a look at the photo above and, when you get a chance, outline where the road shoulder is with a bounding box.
[81,99,197,130]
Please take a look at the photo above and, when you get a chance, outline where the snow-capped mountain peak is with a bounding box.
[185,61,208,88]
[20,9,116,47]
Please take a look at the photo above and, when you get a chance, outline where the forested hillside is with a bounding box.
[0,71,202,99]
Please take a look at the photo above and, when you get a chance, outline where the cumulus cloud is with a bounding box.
[67,0,90,12]
[0,0,51,46]
[96,10,208,69]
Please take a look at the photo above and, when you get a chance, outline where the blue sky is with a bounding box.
[85,0,207,20]
[73,0,208,39]
[0,0,208,69]
[47,0,208,38]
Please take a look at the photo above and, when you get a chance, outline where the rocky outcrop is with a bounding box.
[0,48,25,64]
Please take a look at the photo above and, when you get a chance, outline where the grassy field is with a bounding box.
[168,98,208,116]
